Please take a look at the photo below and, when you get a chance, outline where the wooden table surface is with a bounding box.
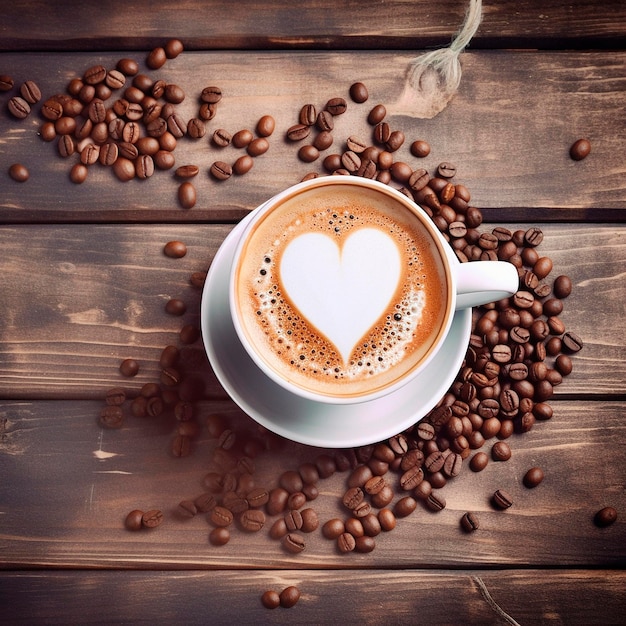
[1,1,625,623]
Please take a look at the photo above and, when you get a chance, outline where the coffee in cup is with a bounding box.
[232,178,453,402]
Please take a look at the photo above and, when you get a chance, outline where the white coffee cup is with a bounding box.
[228,177,518,406]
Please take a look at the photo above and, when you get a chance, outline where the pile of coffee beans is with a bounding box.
[2,41,277,209]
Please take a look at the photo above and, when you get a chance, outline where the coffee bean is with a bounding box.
[349,82,369,103]
[164,38,184,59]
[316,110,334,132]
[201,86,222,104]
[0,74,14,91]
[594,506,618,528]
[562,331,583,353]
[125,509,144,531]
[256,115,276,137]
[410,140,431,158]
[426,492,446,512]
[171,434,191,457]
[212,128,232,147]
[437,162,457,178]
[460,512,480,532]
[491,441,512,462]
[229,128,252,148]
[210,506,234,527]
[240,509,265,532]
[347,464,373,488]
[142,509,164,528]
[313,130,333,151]
[322,518,345,540]
[337,532,356,553]
[231,154,253,176]
[267,487,289,515]
[113,157,135,181]
[105,387,126,406]
[8,163,29,182]
[343,486,364,510]
[492,489,513,510]
[100,405,124,428]
[209,526,230,546]
[284,509,303,532]
[553,275,572,299]
[187,118,205,139]
[524,227,544,247]
[367,104,386,125]
[20,80,41,104]
[164,240,187,258]
[210,161,232,181]
[178,182,197,209]
[326,97,347,116]
[385,130,405,152]
[279,586,301,608]
[247,137,270,156]
[523,467,544,488]
[146,47,167,70]
[135,155,154,179]
[300,508,319,533]
[261,590,280,609]
[394,496,418,518]
[378,508,396,531]
[283,533,306,553]
[469,451,489,472]
[298,145,319,163]
[570,138,591,161]
[8,96,31,119]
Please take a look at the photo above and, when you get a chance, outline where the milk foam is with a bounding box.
[235,184,449,398]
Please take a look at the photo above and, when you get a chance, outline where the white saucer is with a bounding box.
[201,216,472,448]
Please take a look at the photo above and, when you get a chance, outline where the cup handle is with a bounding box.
[454,261,519,310]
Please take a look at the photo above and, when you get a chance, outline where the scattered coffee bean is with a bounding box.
[279,586,301,608]
[247,137,270,157]
[20,80,41,104]
[261,590,280,609]
[178,182,197,209]
[163,240,187,258]
[209,526,230,546]
[460,512,480,532]
[210,161,232,181]
[256,115,276,137]
[124,509,145,531]
[594,506,618,528]
[8,163,29,182]
[570,138,591,161]
[0,75,14,91]
[283,533,306,553]
[164,39,184,59]
[8,96,31,119]
[410,139,431,158]
[523,467,544,488]
[492,489,514,510]
[146,47,167,70]
[142,509,164,528]
[491,441,512,462]
[349,82,369,103]
[119,359,138,378]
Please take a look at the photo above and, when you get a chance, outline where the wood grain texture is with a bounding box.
[1,570,625,625]
[1,0,625,51]
[1,51,625,222]
[1,399,624,569]
[0,223,623,399]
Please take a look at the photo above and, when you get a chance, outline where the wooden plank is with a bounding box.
[1,0,625,51]
[0,223,623,400]
[1,569,624,625]
[1,399,624,569]
[1,51,625,222]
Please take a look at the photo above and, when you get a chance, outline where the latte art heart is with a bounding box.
[280,229,401,362]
